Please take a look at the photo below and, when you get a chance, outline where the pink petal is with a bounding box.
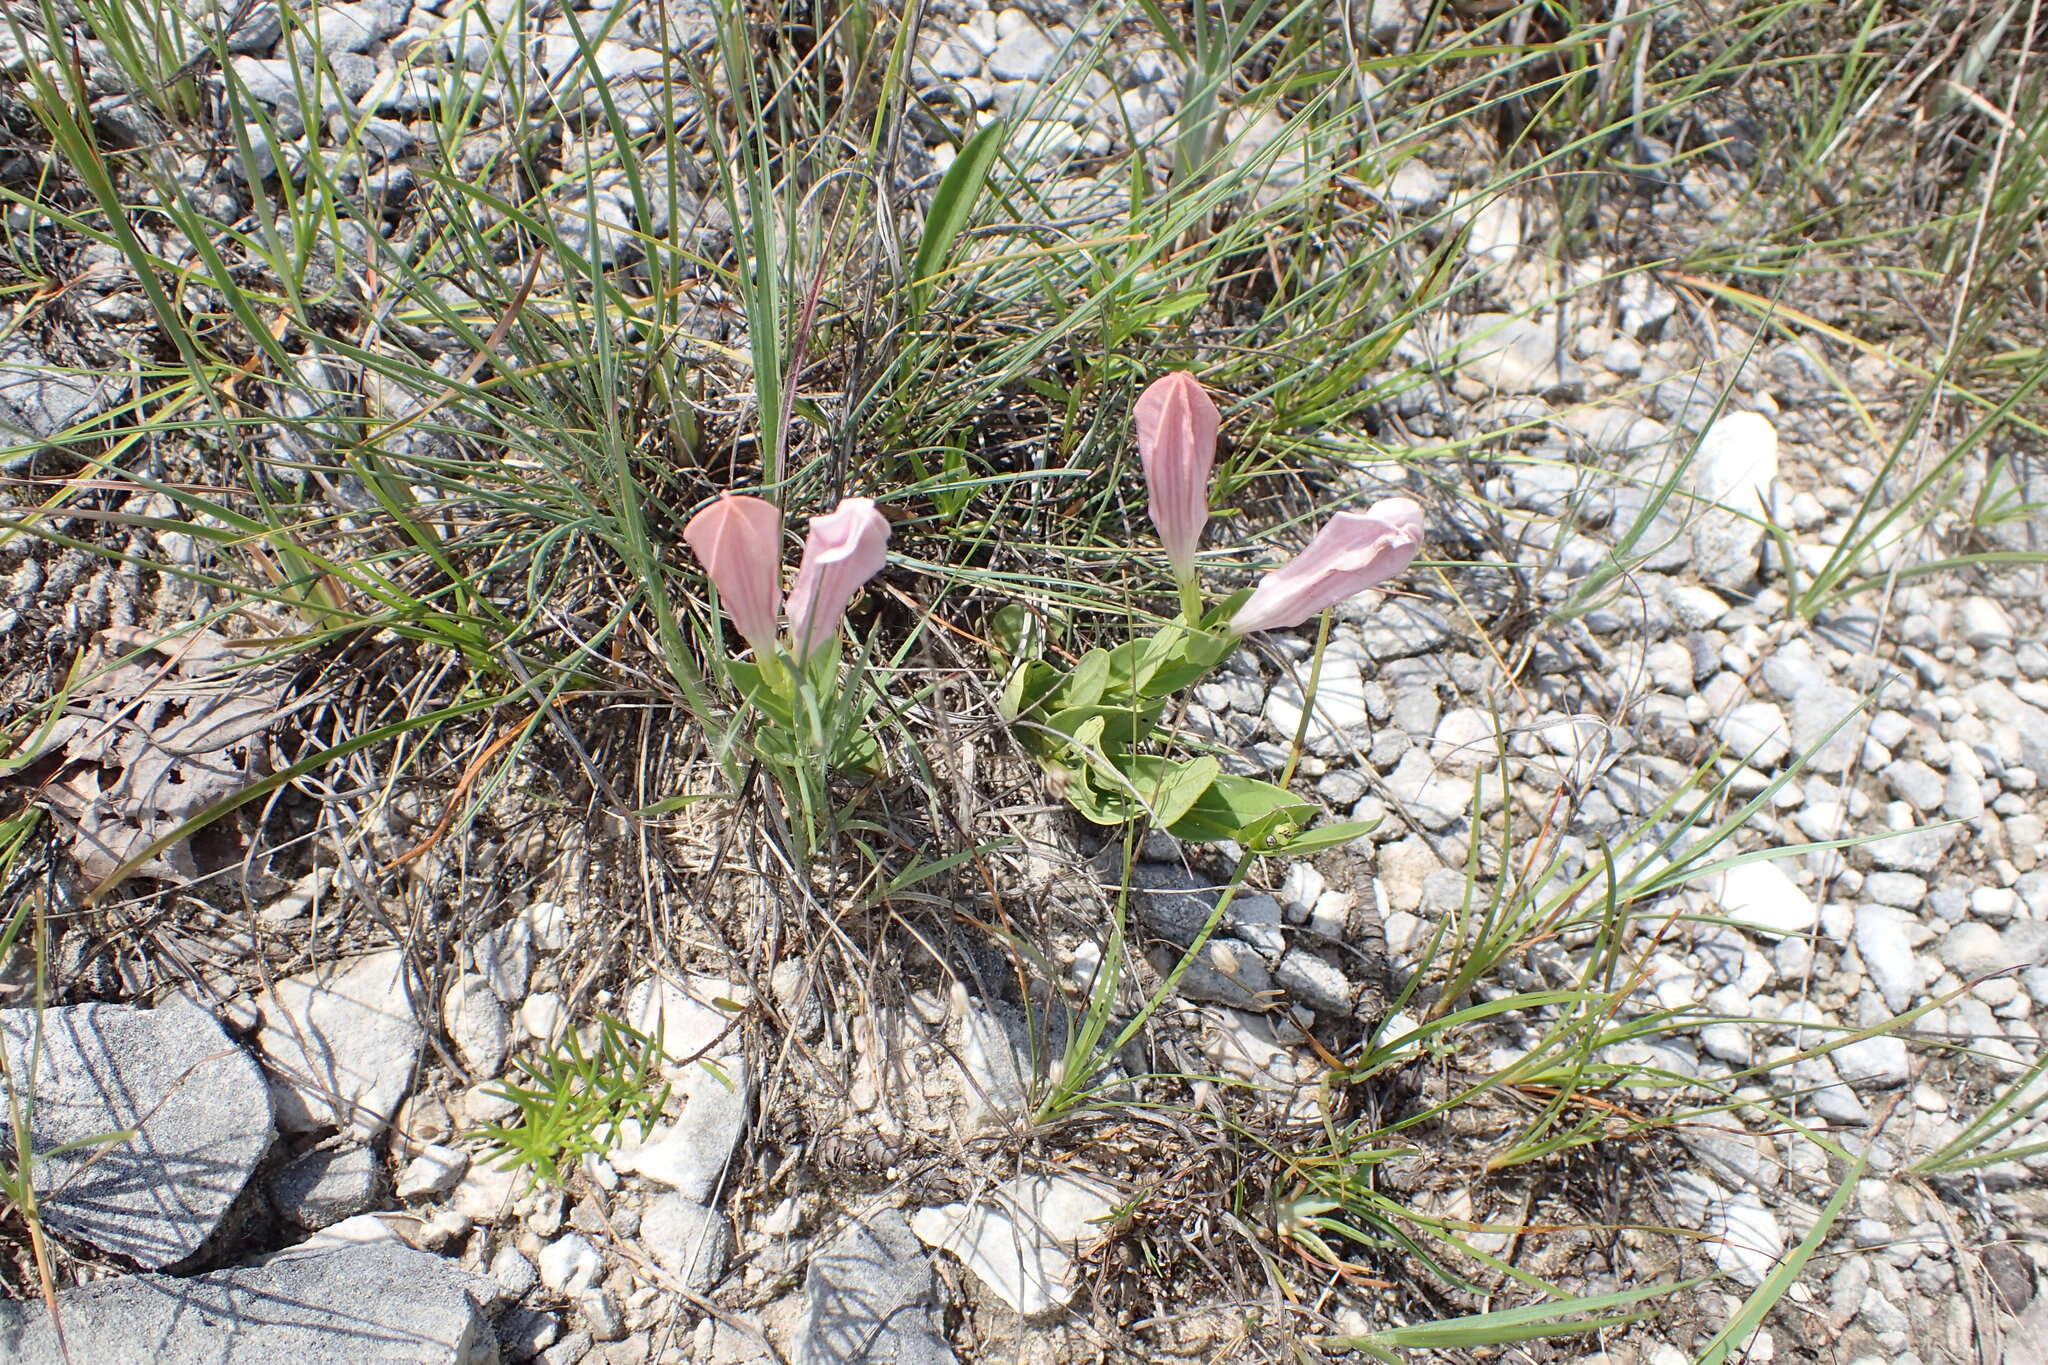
[683,494,784,656]
[1135,371,1219,583]
[786,497,892,656]
[1228,498,1425,635]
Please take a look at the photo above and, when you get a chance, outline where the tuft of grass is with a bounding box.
[469,1013,673,1191]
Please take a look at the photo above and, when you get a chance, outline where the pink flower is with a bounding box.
[786,497,891,657]
[1228,498,1426,635]
[684,494,784,657]
[1135,371,1220,585]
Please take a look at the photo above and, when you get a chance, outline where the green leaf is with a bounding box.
[724,660,794,728]
[1041,702,1162,750]
[1139,623,1238,697]
[999,658,1061,724]
[1062,761,1140,825]
[1131,753,1221,829]
[988,603,1042,665]
[1167,774,1316,847]
[1694,1140,1868,1365]
[1269,816,1380,855]
[1055,648,1112,711]
[908,119,1008,322]
[830,724,882,775]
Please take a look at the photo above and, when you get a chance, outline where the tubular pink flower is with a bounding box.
[786,497,891,657]
[684,494,784,658]
[1135,371,1220,585]
[1228,498,1426,635]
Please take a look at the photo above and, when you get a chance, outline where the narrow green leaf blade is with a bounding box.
[908,119,1008,321]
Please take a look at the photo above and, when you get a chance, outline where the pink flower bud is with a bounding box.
[684,494,784,658]
[786,497,891,657]
[1228,498,1426,635]
[1135,371,1220,585]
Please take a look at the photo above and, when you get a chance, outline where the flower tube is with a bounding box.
[786,497,891,657]
[1134,370,1220,591]
[1228,498,1425,635]
[684,493,784,658]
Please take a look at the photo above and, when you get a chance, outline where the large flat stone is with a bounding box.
[796,1208,956,1365]
[0,1241,498,1364]
[0,999,272,1268]
[256,949,426,1139]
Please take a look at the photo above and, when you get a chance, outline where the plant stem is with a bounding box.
[1278,610,1332,791]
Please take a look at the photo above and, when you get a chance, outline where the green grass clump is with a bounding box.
[470,1013,673,1191]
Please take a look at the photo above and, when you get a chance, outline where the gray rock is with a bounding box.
[1361,0,1410,44]
[1123,862,1230,942]
[498,1305,561,1359]
[1665,1172,1783,1286]
[357,116,417,164]
[916,27,983,80]
[1833,1034,1910,1089]
[2007,919,2048,966]
[1939,922,2011,978]
[1945,769,1987,822]
[1381,747,1473,830]
[1864,820,1958,874]
[1262,639,1370,756]
[1788,683,1862,774]
[397,1143,469,1200]
[1715,701,1790,769]
[796,1207,956,1365]
[1271,949,1356,1015]
[271,1145,383,1230]
[0,999,273,1268]
[986,11,1057,80]
[1377,158,1442,209]
[1455,313,1583,395]
[1883,759,1946,813]
[1968,680,2048,778]
[445,973,510,1077]
[222,3,284,53]
[640,1193,733,1295]
[1855,905,1924,1012]
[311,0,402,53]
[1689,413,1778,589]
[536,1328,585,1364]
[1618,273,1677,338]
[229,53,377,113]
[575,1287,623,1342]
[611,1057,750,1200]
[538,1232,604,1294]
[1343,593,1452,657]
[255,948,426,1139]
[0,338,122,460]
[1959,596,2017,650]
[1154,938,1273,1009]
[0,1241,496,1364]
[909,1173,1118,1318]
[950,999,1034,1131]
[476,919,534,1005]
[1862,873,1927,909]
[1710,861,1818,938]
[489,1245,538,1299]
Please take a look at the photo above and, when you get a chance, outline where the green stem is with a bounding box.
[1106,844,1260,1058]
[1278,610,1332,791]
[1177,577,1205,626]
